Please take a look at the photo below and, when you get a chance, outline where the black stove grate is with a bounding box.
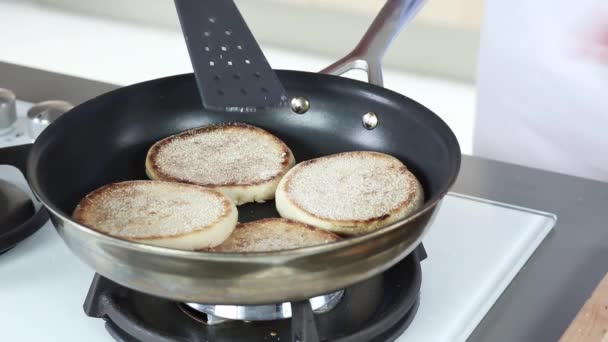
[84,245,426,342]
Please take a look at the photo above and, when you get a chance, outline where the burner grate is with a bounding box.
[84,245,425,342]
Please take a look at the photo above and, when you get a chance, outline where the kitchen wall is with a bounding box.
[30,0,483,82]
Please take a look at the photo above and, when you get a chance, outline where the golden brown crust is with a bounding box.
[204,218,341,252]
[72,180,233,240]
[146,122,293,187]
[236,218,341,238]
[282,151,422,225]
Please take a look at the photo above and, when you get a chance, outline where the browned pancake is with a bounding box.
[275,151,424,235]
[206,218,340,252]
[72,180,238,250]
[145,122,295,205]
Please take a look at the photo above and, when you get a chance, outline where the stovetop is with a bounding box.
[0,95,557,342]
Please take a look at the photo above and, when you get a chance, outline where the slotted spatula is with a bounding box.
[174,0,288,112]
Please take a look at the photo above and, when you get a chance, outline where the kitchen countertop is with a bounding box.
[454,155,608,341]
[2,62,608,342]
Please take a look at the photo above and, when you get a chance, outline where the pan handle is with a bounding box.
[319,0,427,86]
[0,144,50,250]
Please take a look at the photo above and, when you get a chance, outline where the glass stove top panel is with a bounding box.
[398,193,556,342]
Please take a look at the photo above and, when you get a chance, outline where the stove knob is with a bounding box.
[27,100,74,140]
[0,88,17,133]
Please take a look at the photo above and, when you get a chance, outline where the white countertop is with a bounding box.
[0,1,477,153]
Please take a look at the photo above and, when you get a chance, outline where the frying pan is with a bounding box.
[6,0,460,304]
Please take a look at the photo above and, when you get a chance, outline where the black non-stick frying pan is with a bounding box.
[3,0,460,305]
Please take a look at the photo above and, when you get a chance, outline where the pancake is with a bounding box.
[275,151,423,235]
[72,180,237,250]
[207,218,340,252]
[145,123,295,205]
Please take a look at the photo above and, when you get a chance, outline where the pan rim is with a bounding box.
[35,187,447,262]
[27,70,461,262]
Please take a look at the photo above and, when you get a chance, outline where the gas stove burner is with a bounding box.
[84,245,425,342]
[183,290,344,322]
[0,178,35,254]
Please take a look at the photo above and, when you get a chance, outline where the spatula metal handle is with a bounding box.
[320,0,427,86]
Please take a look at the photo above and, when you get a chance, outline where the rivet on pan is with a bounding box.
[362,112,378,130]
[290,96,310,114]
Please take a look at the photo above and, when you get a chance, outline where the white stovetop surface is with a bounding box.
[0,1,476,154]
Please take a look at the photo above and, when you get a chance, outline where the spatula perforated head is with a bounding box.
[174,0,288,112]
